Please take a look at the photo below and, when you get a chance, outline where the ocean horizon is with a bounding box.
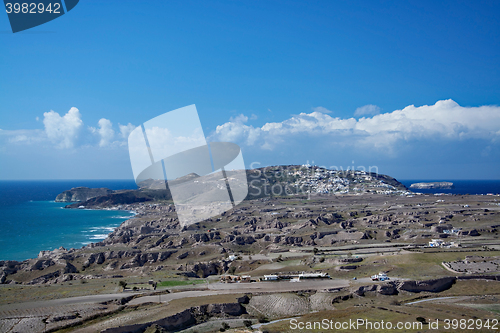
[1,178,499,262]
[399,179,500,195]
[0,180,137,262]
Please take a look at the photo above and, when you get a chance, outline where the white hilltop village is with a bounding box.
[287,165,413,196]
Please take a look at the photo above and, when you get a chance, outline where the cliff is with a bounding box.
[55,187,114,202]
[64,189,172,208]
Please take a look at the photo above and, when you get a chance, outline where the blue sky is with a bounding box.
[1,0,499,180]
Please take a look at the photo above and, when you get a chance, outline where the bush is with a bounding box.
[258,315,269,323]
[243,320,253,328]
[219,322,230,332]
[118,280,127,289]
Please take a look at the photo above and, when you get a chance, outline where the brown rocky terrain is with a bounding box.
[1,166,500,332]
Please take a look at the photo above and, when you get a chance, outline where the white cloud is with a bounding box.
[0,129,44,145]
[210,99,500,153]
[119,123,136,139]
[1,108,137,150]
[43,107,83,148]
[230,114,249,123]
[213,114,262,146]
[312,106,333,114]
[144,126,206,160]
[354,104,381,117]
[95,118,115,147]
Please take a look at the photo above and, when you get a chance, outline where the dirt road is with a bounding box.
[129,279,350,305]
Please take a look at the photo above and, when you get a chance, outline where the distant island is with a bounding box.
[409,181,454,189]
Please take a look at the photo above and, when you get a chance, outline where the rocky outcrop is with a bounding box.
[100,303,245,333]
[83,253,103,268]
[63,262,78,274]
[118,250,178,269]
[55,187,114,202]
[201,303,246,316]
[457,275,500,281]
[351,284,377,296]
[398,277,456,293]
[350,278,457,297]
[27,270,61,284]
[189,232,221,243]
[177,252,189,260]
[339,265,358,270]
[237,295,250,304]
[431,225,452,233]
[469,229,480,236]
[377,283,398,295]
[185,262,228,278]
[335,258,363,264]
[30,259,55,271]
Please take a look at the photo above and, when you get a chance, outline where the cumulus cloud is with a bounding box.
[95,118,115,147]
[210,100,500,152]
[354,104,381,117]
[212,113,262,146]
[1,107,137,150]
[43,107,83,148]
[119,123,136,139]
[144,126,206,159]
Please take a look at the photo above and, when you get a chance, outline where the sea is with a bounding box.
[0,180,137,262]
[399,179,500,195]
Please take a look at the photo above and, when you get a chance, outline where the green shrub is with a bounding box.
[258,315,269,323]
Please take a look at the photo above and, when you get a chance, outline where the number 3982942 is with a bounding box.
[5,3,61,14]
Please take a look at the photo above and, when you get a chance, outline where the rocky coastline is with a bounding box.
[1,166,499,333]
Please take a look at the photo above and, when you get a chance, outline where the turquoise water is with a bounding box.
[0,180,137,262]
[0,201,134,261]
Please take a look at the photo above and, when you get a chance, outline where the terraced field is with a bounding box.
[247,292,328,319]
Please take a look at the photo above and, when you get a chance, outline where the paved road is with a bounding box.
[129,279,350,305]
[0,292,136,313]
[0,279,350,316]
